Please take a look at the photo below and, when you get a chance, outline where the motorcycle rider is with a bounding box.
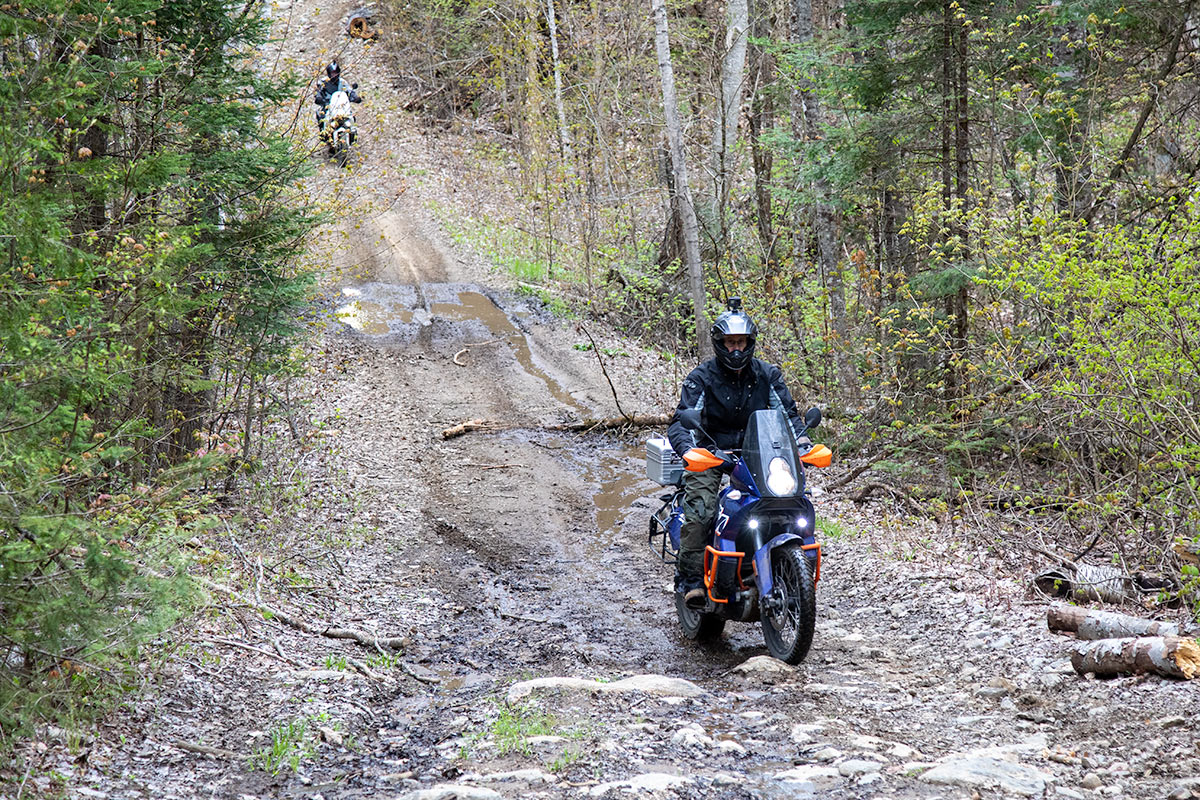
[315,61,362,138]
[667,298,808,610]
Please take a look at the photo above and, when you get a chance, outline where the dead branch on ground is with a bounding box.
[850,481,923,516]
[441,413,671,439]
[576,322,629,422]
[452,338,505,366]
[171,740,245,760]
[147,566,407,652]
[828,450,890,490]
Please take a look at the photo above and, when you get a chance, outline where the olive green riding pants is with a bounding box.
[678,468,723,579]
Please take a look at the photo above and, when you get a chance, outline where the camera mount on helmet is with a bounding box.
[710,297,757,372]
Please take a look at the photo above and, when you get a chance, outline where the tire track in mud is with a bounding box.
[331,222,742,682]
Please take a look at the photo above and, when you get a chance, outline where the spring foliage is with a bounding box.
[378,0,1200,575]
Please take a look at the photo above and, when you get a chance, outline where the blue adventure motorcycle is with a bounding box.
[647,407,831,664]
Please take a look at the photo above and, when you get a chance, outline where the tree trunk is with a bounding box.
[1047,605,1182,640]
[748,8,777,268]
[710,0,750,258]
[793,0,856,402]
[1050,13,1093,221]
[1071,636,1200,679]
[951,7,969,402]
[546,0,572,162]
[652,0,710,358]
[520,0,547,185]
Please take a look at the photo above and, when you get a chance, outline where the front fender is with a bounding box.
[753,533,803,595]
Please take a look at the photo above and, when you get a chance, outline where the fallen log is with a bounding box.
[1047,604,1181,640]
[440,413,671,440]
[849,481,922,516]
[546,413,671,432]
[1071,636,1200,679]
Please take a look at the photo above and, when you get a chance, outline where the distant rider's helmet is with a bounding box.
[326,62,341,81]
[710,297,757,372]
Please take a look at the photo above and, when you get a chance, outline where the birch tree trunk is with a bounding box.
[710,0,750,256]
[652,0,711,358]
[1047,605,1182,640]
[1071,636,1200,679]
[546,0,572,162]
[792,0,857,401]
[519,0,547,191]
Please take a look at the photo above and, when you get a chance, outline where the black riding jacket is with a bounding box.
[315,78,361,107]
[667,357,803,457]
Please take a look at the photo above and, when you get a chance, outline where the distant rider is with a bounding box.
[315,61,362,136]
[666,298,808,609]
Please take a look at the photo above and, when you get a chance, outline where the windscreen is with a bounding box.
[741,409,802,498]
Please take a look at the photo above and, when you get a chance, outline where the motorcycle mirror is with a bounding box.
[804,407,822,430]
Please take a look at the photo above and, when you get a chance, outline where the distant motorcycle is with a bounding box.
[647,407,831,663]
[321,85,359,167]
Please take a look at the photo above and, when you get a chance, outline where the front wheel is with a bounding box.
[676,592,724,641]
[334,139,349,167]
[761,544,816,664]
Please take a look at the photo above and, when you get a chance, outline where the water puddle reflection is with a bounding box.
[333,284,420,336]
[332,283,588,415]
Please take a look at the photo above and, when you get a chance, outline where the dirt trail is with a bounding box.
[38,2,1200,799]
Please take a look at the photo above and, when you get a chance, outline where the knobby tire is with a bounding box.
[761,544,816,664]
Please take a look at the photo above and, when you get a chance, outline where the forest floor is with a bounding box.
[14,1,1200,799]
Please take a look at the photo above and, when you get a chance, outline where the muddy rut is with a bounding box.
[44,1,1200,799]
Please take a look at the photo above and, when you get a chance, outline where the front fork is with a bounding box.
[754,533,821,613]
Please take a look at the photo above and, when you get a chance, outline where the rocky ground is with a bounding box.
[12,2,1200,799]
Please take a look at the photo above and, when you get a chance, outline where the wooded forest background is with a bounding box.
[382,0,1200,597]
[1,0,314,742]
[3,0,1200,758]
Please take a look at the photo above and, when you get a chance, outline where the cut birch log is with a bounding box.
[1071,636,1200,679]
[440,414,671,440]
[1034,563,1134,604]
[1047,604,1181,640]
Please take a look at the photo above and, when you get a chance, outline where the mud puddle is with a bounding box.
[581,444,663,547]
[333,283,587,416]
[429,290,587,415]
[332,283,424,337]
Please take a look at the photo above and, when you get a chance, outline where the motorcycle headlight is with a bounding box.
[766,457,797,496]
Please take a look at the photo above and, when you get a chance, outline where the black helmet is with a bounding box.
[710,297,757,372]
[326,62,340,80]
